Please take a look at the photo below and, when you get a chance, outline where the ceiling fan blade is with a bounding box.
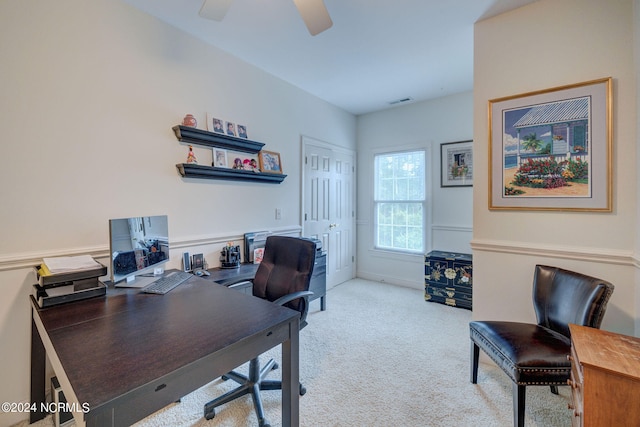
[199,0,234,21]
[292,0,333,36]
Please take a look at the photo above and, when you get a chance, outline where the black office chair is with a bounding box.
[469,265,614,427]
[204,235,316,427]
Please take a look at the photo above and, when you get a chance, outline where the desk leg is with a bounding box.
[281,320,300,427]
[30,315,46,423]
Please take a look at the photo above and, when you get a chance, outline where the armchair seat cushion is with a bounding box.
[470,320,571,385]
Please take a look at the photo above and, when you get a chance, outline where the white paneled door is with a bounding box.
[302,137,355,289]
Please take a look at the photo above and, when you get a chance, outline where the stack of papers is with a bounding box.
[42,255,102,274]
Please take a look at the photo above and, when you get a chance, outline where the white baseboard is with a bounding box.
[356,271,423,290]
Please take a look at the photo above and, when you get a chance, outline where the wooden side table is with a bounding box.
[568,324,640,426]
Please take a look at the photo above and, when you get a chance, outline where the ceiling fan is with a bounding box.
[198,0,333,36]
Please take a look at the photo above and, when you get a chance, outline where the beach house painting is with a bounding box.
[502,97,591,198]
[489,77,611,211]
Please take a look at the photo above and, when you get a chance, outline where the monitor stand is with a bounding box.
[114,274,158,289]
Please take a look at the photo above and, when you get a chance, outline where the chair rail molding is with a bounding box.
[471,238,636,267]
[0,226,302,272]
[431,224,473,233]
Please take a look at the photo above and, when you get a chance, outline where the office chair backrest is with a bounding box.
[532,264,614,338]
[253,236,316,314]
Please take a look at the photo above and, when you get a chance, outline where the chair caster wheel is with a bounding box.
[204,408,215,420]
[258,417,270,427]
[299,384,306,396]
[272,362,279,370]
[221,374,229,381]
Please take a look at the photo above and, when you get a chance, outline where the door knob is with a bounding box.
[329,223,338,229]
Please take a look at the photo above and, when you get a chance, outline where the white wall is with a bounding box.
[356,92,474,288]
[0,1,356,424]
[473,0,638,336]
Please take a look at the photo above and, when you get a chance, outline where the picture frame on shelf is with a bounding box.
[237,124,248,139]
[224,121,237,137]
[259,150,282,174]
[440,140,473,187]
[206,113,225,134]
[213,148,227,168]
[489,77,612,211]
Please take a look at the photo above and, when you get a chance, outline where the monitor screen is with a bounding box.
[109,215,169,287]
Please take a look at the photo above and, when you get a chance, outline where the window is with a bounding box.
[374,150,426,253]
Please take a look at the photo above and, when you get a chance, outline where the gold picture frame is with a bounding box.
[258,150,282,174]
[489,77,612,211]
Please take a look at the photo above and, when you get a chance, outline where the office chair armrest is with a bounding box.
[274,290,314,328]
[273,290,314,307]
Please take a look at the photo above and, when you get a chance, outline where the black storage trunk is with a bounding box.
[424,250,472,310]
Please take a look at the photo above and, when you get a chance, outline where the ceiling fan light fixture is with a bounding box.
[292,0,333,36]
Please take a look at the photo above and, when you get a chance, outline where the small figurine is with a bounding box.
[182,114,197,128]
[187,145,198,164]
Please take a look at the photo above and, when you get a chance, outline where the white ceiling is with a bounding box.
[123,0,538,115]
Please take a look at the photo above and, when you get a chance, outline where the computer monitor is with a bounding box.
[109,215,170,288]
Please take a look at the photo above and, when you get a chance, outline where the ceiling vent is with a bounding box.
[388,97,414,106]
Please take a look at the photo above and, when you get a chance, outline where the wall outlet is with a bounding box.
[275,208,282,220]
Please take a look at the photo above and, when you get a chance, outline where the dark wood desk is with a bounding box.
[30,275,300,426]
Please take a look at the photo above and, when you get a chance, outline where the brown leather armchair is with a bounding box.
[469,265,614,427]
[204,236,317,427]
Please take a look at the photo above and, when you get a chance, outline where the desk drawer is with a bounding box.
[568,346,583,427]
[309,253,326,303]
[91,321,294,427]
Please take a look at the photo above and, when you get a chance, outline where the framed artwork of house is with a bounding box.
[489,77,612,211]
[441,140,473,187]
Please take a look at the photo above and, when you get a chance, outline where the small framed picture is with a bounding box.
[237,124,248,139]
[207,113,225,134]
[254,248,264,264]
[225,121,237,137]
[191,253,204,270]
[259,150,282,174]
[213,148,227,168]
[440,140,473,187]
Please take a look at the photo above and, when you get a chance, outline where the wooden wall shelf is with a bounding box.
[172,125,265,153]
[173,125,286,184]
[176,163,286,184]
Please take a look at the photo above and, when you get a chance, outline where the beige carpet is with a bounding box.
[18,278,571,427]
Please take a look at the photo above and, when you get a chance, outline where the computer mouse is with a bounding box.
[194,269,210,277]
